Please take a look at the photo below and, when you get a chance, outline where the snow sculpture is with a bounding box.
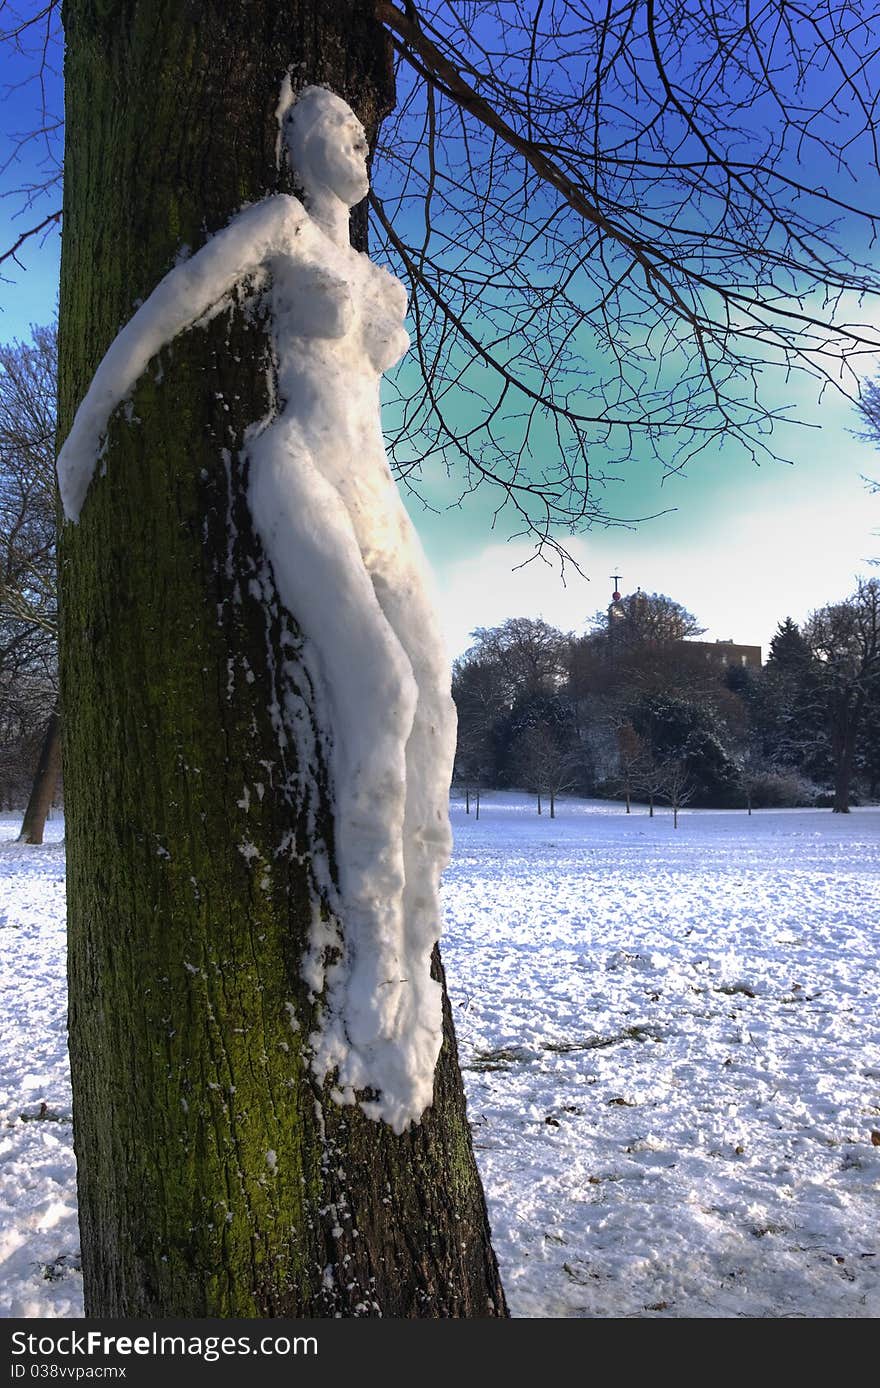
[57,85,456,1134]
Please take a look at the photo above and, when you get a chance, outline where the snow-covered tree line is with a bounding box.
[453,589,880,816]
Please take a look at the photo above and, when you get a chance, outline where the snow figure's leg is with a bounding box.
[247,420,420,1072]
[365,510,457,1073]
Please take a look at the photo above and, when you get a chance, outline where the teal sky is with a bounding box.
[3,202,877,671]
[2,14,878,664]
[401,374,879,659]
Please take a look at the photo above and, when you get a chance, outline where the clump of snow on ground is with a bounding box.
[2,798,879,1317]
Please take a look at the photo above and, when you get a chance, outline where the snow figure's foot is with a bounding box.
[343,912,407,1044]
[335,982,443,1134]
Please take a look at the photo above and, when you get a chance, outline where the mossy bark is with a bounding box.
[58,0,506,1317]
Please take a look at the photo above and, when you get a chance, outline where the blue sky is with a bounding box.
[2,7,878,661]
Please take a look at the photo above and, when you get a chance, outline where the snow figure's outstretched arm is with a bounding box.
[57,194,309,521]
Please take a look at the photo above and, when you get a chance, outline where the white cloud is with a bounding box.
[436,473,876,660]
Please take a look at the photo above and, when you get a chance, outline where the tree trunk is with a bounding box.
[832,726,858,813]
[549,789,555,818]
[648,794,654,818]
[17,708,62,845]
[833,764,852,813]
[475,787,480,820]
[537,791,542,814]
[58,0,505,1319]
[465,785,470,813]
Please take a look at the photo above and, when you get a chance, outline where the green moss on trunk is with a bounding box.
[59,0,506,1317]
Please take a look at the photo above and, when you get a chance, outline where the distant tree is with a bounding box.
[612,720,644,814]
[586,591,723,711]
[462,618,570,702]
[859,676,880,800]
[592,591,704,653]
[735,623,825,783]
[657,758,694,829]
[634,753,666,819]
[0,325,57,638]
[513,719,581,818]
[766,617,812,671]
[451,652,510,805]
[627,691,740,806]
[0,651,48,809]
[0,324,60,840]
[804,578,880,813]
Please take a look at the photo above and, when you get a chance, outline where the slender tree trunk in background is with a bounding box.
[465,785,470,813]
[17,708,62,846]
[58,0,505,1318]
[648,795,654,818]
[832,712,861,813]
[550,789,555,818]
[475,787,480,820]
[833,753,853,813]
[537,791,542,815]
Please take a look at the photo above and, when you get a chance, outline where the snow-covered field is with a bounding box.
[2,797,879,1318]
[0,815,74,1318]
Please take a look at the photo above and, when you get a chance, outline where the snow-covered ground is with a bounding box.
[0,815,76,1318]
[2,797,879,1318]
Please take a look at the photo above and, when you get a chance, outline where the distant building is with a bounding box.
[602,576,762,667]
[683,639,762,669]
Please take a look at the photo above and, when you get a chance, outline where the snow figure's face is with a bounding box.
[287,87,370,208]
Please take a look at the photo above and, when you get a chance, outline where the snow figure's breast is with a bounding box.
[270,249,409,535]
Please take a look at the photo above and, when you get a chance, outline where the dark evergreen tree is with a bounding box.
[766,617,812,671]
[627,692,741,806]
[804,579,880,812]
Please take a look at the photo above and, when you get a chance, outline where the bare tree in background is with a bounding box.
[658,757,694,828]
[514,720,580,817]
[613,719,643,814]
[855,378,880,557]
[0,323,59,841]
[0,2,62,273]
[4,3,880,563]
[460,617,571,699]
[634,753,666,819]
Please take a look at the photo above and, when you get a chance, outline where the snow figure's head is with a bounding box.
[286,86,369,209]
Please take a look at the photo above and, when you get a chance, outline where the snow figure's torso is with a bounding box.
[269,238,410,548]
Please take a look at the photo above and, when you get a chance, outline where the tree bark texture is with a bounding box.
[58,0,506,1318]
[18,707,62,845]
